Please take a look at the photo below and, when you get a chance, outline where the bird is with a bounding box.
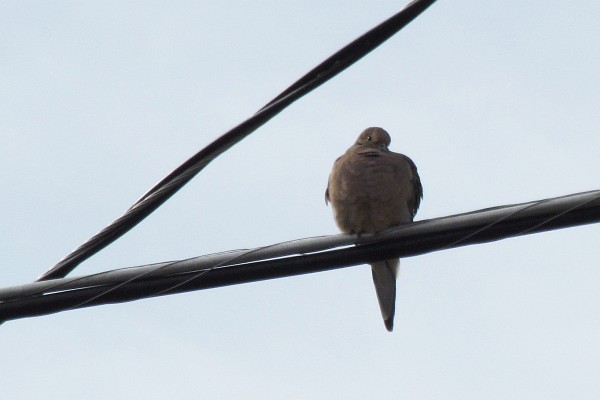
[325,127,422,331]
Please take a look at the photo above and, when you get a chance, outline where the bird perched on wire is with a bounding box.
[325,127,422,331]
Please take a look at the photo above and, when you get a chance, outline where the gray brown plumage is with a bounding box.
[325,127,422,331]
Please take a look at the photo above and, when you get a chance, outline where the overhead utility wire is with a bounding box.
[37,0,437,282]
[3,189,599,322]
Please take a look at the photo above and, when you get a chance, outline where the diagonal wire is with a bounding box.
[37,0,437,282]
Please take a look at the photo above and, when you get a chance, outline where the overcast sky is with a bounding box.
[2,1,600,399]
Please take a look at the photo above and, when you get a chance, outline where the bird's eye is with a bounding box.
[366,135,372,141]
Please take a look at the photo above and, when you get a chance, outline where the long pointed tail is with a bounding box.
[370,259,399,332]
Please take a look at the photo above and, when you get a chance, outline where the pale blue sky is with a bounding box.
[2,1,600,399]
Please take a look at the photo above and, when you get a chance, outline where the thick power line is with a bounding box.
[1,190,598,322]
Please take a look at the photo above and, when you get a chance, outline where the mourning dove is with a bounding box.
[325,127,423,331]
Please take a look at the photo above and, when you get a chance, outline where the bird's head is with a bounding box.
[354,127,391,151]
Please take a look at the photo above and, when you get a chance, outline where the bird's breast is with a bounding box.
[329,153,412,233]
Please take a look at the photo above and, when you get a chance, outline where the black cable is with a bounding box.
[3,189,598,322]
[37,0,437,282]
